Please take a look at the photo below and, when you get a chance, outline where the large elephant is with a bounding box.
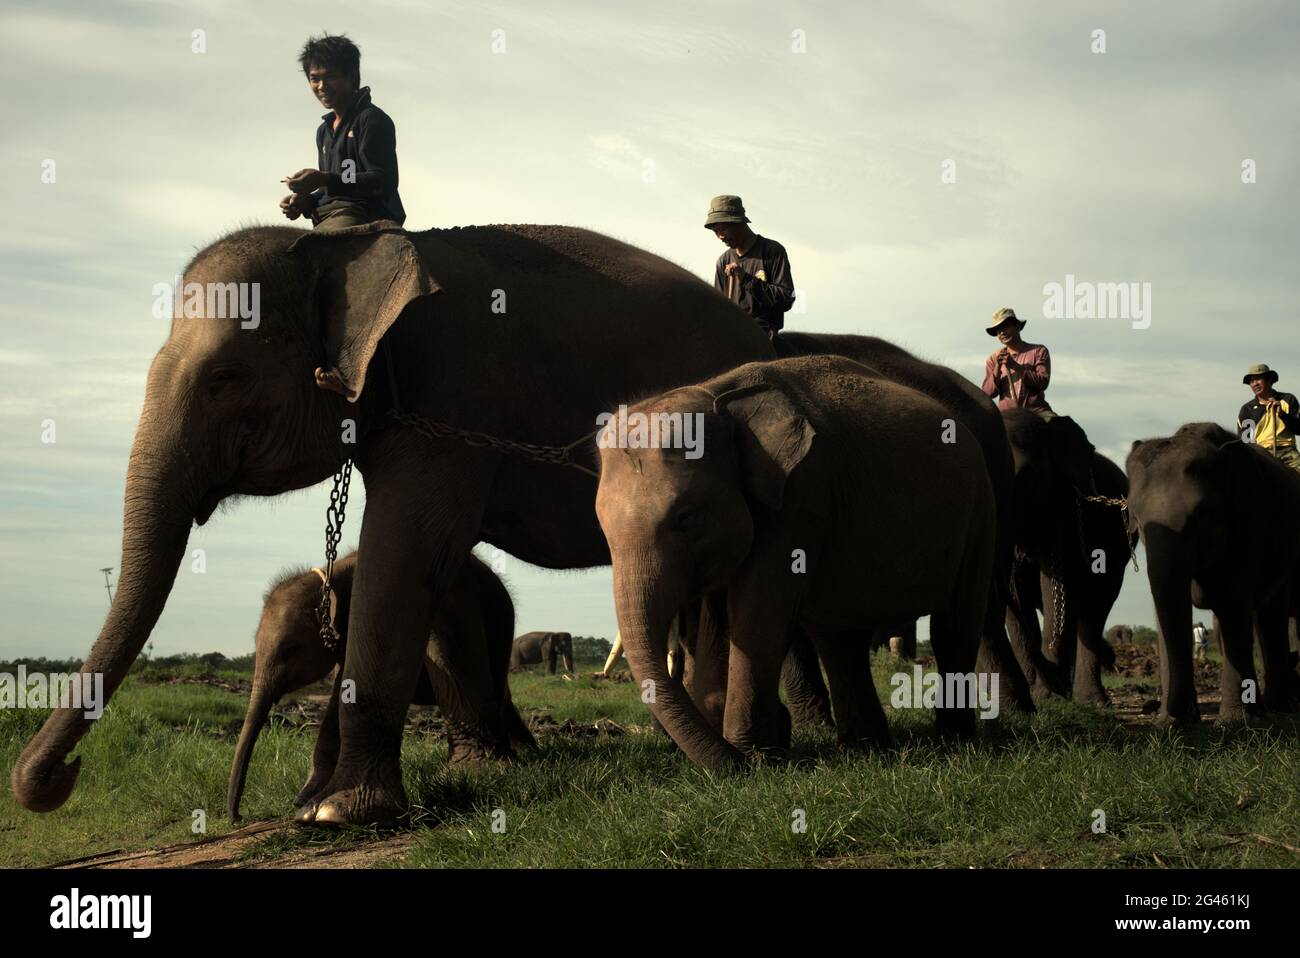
[775,333,1032,709]
[999,408,1135,704]
[667,331,1036,742]
[11,221,775,826]
[509,631,574,674]
[595,356,998,770]
[228,551,532,821]
[1126,422,1300,723]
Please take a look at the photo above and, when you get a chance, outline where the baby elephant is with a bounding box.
[228,551,534,821]
[595,355,997,771]
[510,631,575,674]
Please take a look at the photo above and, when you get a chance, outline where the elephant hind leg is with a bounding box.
[781,626,835,728]
[807,627,890,750]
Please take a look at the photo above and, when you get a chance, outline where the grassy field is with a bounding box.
[2,651,1298,868]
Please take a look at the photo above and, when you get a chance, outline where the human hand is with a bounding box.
[283,168,329,193]
[724,262,746,279]
[280,193,313,219]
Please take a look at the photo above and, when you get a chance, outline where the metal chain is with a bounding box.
[385,408,600,478]
[1081,493,1140,572]
[317,459,353,653]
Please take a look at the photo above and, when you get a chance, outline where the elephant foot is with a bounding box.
[446,725,512,765]
[1030,678,1059,703]
[293,771,408,828]
[293,771,332,809]
[1072,684,1111,708]
[1153,709,1200,730]
[934,708,978,740]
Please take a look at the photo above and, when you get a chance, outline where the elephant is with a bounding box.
[665,331,1036,744]
[1105,624,1134,647]
[227,551,532,822]
[595,355,998,770]
[999,408,1135,705]
[509,631,574,674]
[772,332,1034,715]
[11,220,776,827]
[1126,422,1300,723]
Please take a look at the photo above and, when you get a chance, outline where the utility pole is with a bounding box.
[99,567,114,606]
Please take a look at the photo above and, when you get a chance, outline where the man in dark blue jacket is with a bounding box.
[281,34,406,230]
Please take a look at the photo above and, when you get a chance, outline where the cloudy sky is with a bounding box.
[1,0,1296,659]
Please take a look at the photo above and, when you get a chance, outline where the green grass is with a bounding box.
[1,653,1296,868]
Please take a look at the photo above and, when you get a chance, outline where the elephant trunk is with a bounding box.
[227,672,281,822]
[561,640,574,675]
[614,560,743,772]
[12,430,194,812]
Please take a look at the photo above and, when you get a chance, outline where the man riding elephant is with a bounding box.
[281,34,406,231]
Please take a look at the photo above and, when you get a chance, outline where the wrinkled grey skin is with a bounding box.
[509,631,574,674]
[1000,409,1134,705]
[1126,422,1300,723]
[596,356,997,770]
[228,551,533,822]
[11,221,774,827]
[668,332,1034,744]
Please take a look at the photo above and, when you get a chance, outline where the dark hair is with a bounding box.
[299,34,361,84]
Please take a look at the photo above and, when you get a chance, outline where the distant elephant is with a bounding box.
[596,356,998,770]
[1126,422,1300,723]
[870,621,918,659]
[1105,624,1134,646]
[510,631,574,674]
[999,409,1135,705]
[12,220,777,826]
[228,552,533,821]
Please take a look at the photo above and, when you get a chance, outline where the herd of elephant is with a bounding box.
[12,221,1300,828]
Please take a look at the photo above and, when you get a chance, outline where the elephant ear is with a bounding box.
[288,223,440,402]
[713,383,815,511]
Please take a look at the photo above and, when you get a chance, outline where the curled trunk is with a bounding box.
[615,562,743,772]
[12,435,193,812]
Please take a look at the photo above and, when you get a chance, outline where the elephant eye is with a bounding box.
[207,366,251,398]
[672,508,701,532]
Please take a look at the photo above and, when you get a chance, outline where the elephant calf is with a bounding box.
[509,631,575,674]
[228,551,533,821]
[595,355,998,771]
[1127,422,1300,724]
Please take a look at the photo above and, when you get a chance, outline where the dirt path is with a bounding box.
[51,820,418,870]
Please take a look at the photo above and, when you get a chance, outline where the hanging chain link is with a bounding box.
[1081,493,1140,572]
[385,408,600,477]
[317,459,353,653]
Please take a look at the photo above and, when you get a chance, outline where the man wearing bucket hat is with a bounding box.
[981,307,1053,413]
[1237,363,1300,473]
[705,195,795,341]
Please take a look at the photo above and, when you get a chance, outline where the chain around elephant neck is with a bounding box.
[1080,493,1140,572]
[386,408,600,478]
[318,460,353,653]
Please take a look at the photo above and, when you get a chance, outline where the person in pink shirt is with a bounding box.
[982,307,1053,414]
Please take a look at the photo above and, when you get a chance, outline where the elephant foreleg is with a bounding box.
[1216,608,1260,722]
[296,443,491,827]
[295,666,344,808]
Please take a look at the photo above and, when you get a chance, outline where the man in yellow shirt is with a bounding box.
[1237,363,1300,473]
